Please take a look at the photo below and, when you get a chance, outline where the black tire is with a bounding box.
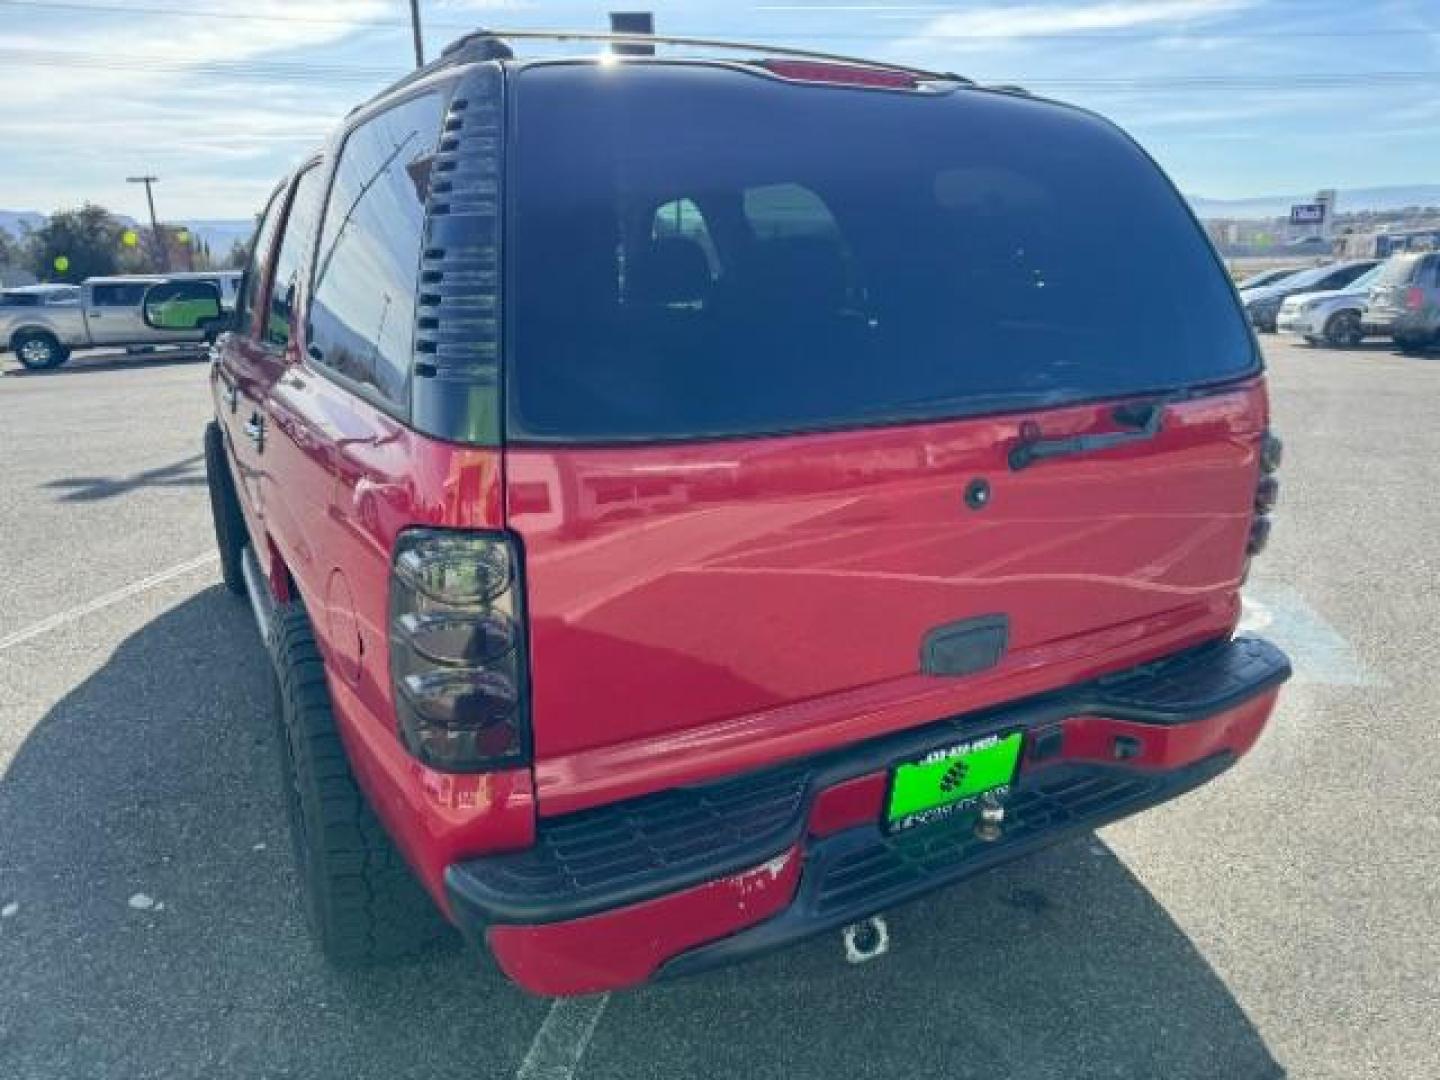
[271,605,455,965]
[13,331,68,370]
[1395,336,1428,355]
[203,421,248,597]
[1323,310,1363,348]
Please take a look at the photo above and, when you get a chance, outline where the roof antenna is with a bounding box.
[609,11,655,56]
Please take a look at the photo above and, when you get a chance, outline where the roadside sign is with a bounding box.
[1291,203,1325,224]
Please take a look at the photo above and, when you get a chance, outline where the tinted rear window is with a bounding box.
[508,64,1257,443]
[1374,254,1427,286]
[1,291,41,307]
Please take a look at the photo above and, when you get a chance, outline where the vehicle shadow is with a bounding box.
[42,454,205,502]
[0,589,1283,1079]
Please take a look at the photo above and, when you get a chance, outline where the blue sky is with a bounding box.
[0,0,1436,220]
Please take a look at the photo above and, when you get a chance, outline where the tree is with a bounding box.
[25,204,125,282]
[0,228,16,269]
[224,235,253,269]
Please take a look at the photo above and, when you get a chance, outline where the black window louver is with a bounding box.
[411,63,505,445]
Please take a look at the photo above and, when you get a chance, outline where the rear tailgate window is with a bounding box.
[507,63,1258,443]
[1373,254,1427,287]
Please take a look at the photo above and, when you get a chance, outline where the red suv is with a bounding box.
[158,31,1290,996]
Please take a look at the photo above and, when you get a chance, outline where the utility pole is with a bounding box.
[126,175,167,272]
[408,0,424,68]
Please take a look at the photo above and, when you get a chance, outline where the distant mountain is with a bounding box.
[1188,185,1440,220]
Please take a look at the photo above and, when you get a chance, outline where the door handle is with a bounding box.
[244,414,265,451]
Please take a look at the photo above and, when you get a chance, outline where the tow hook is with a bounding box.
[842,915,890,964]
[975,793,1006,842]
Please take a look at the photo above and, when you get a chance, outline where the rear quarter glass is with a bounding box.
[503,62,1258,444]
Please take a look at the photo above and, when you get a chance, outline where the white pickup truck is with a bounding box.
[1,272,239,370]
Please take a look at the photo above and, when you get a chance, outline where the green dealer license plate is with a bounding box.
[885,731,1024,833]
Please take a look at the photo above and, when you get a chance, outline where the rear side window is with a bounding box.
[1,291,39,307]
[265,165,326,349]
[91,283,148,307]
[1321,263,1372,289]
[239,188,285,336]
[309,91,445,410]
[508,65,1258,442]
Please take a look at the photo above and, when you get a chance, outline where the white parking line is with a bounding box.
[0,553,218,654]
[515,994,611,1080]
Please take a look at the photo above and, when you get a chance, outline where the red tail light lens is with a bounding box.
[390,529,528,771]
[1405,286,1424,311]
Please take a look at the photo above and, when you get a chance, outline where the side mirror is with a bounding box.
[142,280,225,332]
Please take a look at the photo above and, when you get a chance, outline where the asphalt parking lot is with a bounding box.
[1,337,1436,1080]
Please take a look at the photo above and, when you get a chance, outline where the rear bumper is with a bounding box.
[1276,309,1323,336]
[446,636,1290,996]
[1362,309,1432,336]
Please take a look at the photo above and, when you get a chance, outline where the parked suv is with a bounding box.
[1361,251,1440,353]
[161,31,1290,997]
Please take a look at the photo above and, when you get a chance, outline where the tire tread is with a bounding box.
[270,604,454,965]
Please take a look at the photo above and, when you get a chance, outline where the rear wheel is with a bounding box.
[13,331,68,370]
[271,605,455,965]
[1395,335,1428,355]
[1323,310,1363,348]
[203,421,248,597]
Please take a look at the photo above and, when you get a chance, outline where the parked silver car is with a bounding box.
[1275,263,1384,347]
[0,275,219,369]
[1238,260,1379,332]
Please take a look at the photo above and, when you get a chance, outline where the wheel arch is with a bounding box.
[8,324,61,350]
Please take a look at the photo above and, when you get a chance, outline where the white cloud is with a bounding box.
[0,2,402,215]
[887,0,1257,54]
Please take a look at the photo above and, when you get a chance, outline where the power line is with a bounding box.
[0,0,1432,43]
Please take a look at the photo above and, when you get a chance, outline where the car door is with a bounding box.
[241,162,332,603]
[212,182,292,562]
[85,282,152,345]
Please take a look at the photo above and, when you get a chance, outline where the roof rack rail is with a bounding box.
[358,27,970,109]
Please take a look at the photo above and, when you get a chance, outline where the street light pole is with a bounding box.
[408,0,424,68]
[126,175,167,272]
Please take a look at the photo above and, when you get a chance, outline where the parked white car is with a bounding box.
[1276,263,1384,348]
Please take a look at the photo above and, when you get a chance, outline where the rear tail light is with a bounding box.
[389,529,529,771]
[1255,475,1279,513]
[1405,286,1424,311]
[1247,431,1282,562]
[1246,515,1272,556]
[1260,432,1283,474]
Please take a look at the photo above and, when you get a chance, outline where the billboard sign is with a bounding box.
[1291,203,1326,224]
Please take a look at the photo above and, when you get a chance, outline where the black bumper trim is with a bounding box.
[659,753,1232,981]
[445,636,1288,930]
